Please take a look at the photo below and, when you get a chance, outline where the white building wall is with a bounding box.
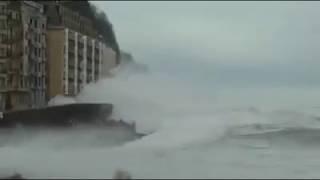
[83,36,87,86]
[60,29,116,97]
[74,32,78,95]
[98,42,102,79]
[91,39,95,81]
[64,28,69,95]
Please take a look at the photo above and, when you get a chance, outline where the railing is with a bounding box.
[68,59,75,67]
[68,71,75,79]
[78,61,84,69]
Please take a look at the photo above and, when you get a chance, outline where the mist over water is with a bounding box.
[1,61,320,178]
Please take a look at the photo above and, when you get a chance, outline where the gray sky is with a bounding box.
[92,1,320,87]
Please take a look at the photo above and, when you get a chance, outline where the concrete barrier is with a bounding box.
[0,103,113,128]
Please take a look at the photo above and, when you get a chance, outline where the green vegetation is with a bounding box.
[91,4,120,63]
[62,0,120,63]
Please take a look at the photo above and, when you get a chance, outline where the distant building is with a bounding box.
[101,43,117,77]
[0,1,47,111]
[44,2,117,99]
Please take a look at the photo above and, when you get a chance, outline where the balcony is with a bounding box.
[5,84,29,92]
[42,69,46,76]
[37,71,42,77]
[7,67,19,74]
[95,48,99,54]
[95,41,99,47]
[87,65,92,72]
[0,57,8,63]
[0,14,7,20]
[79,71,85,80]
[68,32,75,40]
[78,41,84,48]
[78,61,84,69]
[68,45,75,53]
[68,71,75,79]
[68,59,75,68]
[78,49,83,56]
[0,71,6,77]
[68,85,75,95]
[1,34,23,44]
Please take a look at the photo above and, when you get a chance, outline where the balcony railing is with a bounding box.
[66,71,74,80]
[68,59,75,67]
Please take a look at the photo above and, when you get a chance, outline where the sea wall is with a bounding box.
[0,103,113,128]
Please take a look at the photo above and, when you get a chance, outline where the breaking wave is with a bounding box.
[74,61,320,150]
[1,61,320,178]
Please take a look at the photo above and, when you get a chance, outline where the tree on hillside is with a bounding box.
[90,3,120,63]
[61,1,120,63]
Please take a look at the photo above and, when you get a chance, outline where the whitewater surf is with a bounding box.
[1,62,320,179]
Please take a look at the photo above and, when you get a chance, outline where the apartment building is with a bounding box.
[0,1,47,111]
[44,1,116,99]
[47,27,106,98]
[0,1,118,111]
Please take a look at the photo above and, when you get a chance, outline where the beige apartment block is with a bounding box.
[47,27,116,99]
[44,1,117,99]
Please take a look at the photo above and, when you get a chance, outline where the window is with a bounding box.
[0,20,5,29]
[0,5,4,14]
[10,12,15,20]
[20,95,25,104]
[0,78,5,88]
[7,75,12,87]
[34,19,37,28]
[0,48,4,57]
[7,48,11,56]
[35,77,37,88]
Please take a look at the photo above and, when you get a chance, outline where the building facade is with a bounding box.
[45,2,117,99]
[0,1,118,111]
[0,1,47,111]
[47,27,107,98]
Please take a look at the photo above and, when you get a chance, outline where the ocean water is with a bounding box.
[1,62,320,178]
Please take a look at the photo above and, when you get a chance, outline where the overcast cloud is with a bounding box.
[92,1,320,87]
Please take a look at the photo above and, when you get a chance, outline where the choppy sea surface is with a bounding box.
[1,63,320,179]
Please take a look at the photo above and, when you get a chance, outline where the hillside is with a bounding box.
[61,0,121,63]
